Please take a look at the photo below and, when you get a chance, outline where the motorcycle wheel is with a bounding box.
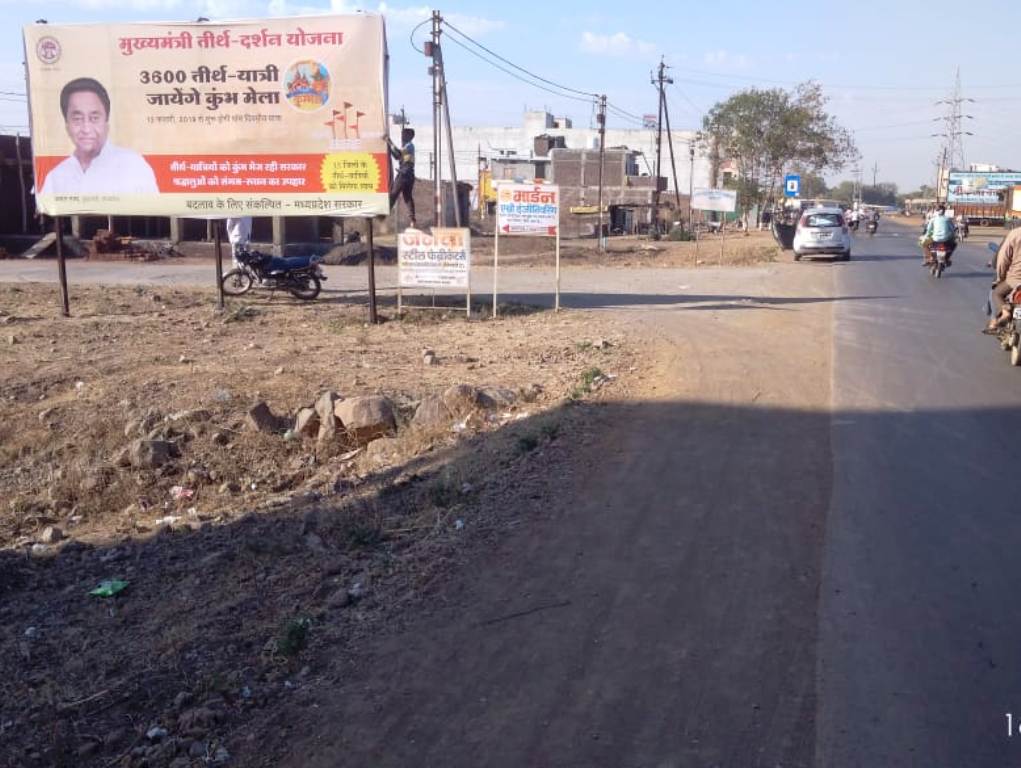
[288,274,321,300]
[1011,342,1021,367]
[935,261,944,278]
[222,269,254,296]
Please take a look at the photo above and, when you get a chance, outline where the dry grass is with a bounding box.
[0,281,633,550]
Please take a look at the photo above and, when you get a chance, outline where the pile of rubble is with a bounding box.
[88,229,161,262]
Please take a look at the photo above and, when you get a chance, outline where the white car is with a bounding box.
[792,207,851,261]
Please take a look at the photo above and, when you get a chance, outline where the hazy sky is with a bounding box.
[4,0,1019,191]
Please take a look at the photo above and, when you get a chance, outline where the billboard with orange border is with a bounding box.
[24,15,389,217]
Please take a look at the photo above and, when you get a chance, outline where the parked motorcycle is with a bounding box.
[987,242,1021,366]
[221,248,326,300]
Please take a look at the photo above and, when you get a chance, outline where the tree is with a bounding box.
[830,181,856,205]
[793,170,829,199]
[702,82,856,216]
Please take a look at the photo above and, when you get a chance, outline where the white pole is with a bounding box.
[720,215,725,265]
[555,226,561,312]
[493,224,499,319]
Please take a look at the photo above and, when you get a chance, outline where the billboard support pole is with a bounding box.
[367,217,378,324]
[54,217,70,317]
[213,221,224,310]
[719,217,725,265]
[555,226,561,312]
[493,223,499,319]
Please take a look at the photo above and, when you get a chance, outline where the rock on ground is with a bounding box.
[315,391,342,443]
[442,384,482,417]
[334,395,396,445]
[127,439,175,470]
[413,395,453,429]
[294,407,320,439]
[245,402,284,434]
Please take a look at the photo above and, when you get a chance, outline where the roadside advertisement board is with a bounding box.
[398,228,470,289]
[24,15,389,217]
[946,171,1021,205]
[495,182,559,236]
[692,188,737,213]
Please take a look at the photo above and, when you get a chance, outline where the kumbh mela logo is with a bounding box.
[498,188,514,202]
[35,36,61,65]
[284,59,330,112]
[320,152,381,193]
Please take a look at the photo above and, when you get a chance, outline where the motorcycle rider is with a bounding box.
[985,226,1021,332]
[923,204,957,266]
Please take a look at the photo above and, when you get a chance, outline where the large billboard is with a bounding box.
[24,15,389,217]
[946,171,1021,205]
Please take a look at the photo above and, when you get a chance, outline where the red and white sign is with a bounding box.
[496,182,559,237]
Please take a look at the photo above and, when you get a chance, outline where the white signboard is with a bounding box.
[496,182,559,236]
[398,228,470,289]
[692,188,737,213]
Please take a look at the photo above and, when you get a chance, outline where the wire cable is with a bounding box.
[409,18,429,55]
[442,19,598,99]
[442,33,595,104]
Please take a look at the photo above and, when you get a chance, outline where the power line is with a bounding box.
[441,34,595,104]
[667,65,1021,93]
[441,19,597,99]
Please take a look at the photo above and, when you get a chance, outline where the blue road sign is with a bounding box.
[784,174,801,197]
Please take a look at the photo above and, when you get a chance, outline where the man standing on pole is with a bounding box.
[387,127,417,229]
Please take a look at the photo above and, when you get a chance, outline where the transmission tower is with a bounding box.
[935,68,974,175]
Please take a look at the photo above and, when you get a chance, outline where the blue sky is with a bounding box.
[4,0,1020,191]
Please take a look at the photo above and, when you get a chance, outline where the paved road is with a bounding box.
[820,220,1021,767]
[0,255,782,313]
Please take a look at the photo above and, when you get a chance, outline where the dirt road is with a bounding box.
[240,263,837,767]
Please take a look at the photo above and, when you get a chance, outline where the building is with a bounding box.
[392,109,709,212]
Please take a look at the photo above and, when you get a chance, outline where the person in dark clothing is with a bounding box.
[387,128,416,228]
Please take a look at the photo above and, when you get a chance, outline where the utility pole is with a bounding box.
[662,86,682,223]
[688,144,695,231]
[651,58,671,237]
[427,11,442,227]
[872,161,879,190]
[596,94,606,250]
[436,40,462,227]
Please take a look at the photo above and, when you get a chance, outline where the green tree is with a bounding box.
[702,82,856,215]
[793,170,830,199]
[830,180,857,205]
[861,183,898,206]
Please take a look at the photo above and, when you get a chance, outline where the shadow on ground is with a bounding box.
[3,398,1020,768]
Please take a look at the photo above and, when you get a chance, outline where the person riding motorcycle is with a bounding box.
[922,204,957,266]
[985,226,1021,333]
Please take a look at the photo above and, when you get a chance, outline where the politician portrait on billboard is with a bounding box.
[40,77,158,195]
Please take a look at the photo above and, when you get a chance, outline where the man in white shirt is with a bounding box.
[39,78,158,196]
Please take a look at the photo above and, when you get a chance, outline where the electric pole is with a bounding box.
[436,39,462,227]
[651,58,671,237]
[662,84,682,223]
[428,11,442,227]
[688,144,695,231]
[872,161,879,190]
[596,94,606,250]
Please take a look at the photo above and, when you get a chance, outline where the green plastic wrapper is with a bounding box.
[89,580,129,597]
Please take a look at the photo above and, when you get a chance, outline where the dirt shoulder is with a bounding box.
[1,257,835,767]
[250,264,836,767]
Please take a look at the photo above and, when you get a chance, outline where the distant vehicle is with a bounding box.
[792,206,851,262]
